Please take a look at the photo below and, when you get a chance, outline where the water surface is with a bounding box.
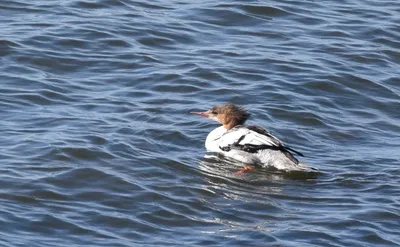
[1,0,400,246]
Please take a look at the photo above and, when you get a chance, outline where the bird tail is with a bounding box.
[296,162,318,171]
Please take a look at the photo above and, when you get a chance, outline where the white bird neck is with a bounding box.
[205,126,227,152]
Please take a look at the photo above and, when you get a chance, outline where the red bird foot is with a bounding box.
[234,165,254,175]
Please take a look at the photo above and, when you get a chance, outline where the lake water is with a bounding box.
[1,0,399,246]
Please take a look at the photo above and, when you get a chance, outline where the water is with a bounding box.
[1,0,399,246]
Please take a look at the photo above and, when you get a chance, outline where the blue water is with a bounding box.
[1,0,399,246]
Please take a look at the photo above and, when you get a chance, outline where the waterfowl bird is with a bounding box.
[191,103,313,173]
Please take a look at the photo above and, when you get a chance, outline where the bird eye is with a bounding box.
[211,111,218,115]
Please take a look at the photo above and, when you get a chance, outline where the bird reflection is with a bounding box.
[198,154,286,196]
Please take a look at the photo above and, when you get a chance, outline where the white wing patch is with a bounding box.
[218,126,281,149]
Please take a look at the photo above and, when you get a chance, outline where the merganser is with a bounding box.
[191,103,314,173]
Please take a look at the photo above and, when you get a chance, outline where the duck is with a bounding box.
[191,103,314,174]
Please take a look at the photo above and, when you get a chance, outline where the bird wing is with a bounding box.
[218,125,282,149]
[218,125,302,164]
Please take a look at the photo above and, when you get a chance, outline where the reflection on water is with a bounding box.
[200,154,320,180]
[198,154,317,199]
